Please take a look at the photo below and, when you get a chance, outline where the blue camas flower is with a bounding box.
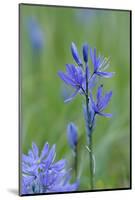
[58,42,114,103]
[27,17,44,51]
[22,142,78,194]
[58,65,95,102]
[90,48,114,78]
[58,64,85,102]
[90,85,112,118]
[67,122,78,150]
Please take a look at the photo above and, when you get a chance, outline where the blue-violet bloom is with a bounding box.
[58,63,96,102]
[22,142,78,194]
[90,85,112,117]
[90,48,114,78]
[58,64,85,102]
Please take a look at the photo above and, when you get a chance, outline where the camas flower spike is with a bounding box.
[58,42,114,190]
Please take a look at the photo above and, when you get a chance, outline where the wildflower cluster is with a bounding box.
[22,142,78,194]
[58,42,114,104]
[58,42,114,189]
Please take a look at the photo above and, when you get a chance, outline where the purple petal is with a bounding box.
[62,171,72,185]
[21,178,28,194]
[90,48,94,65]
[75,66,83,85]
[65,64,75,76]
[28,150,34,159]
[58,71,76,86]
[96,71,115,78]
[71,42,82,66]
[63,181,79,192]
[22,163,37,175]
[32,142,39,159]
[90,47,99,72]
[50,171,68,187]
[93,48,98,71]
[21,176,35,194]
[39,172,48,187]
[83,43,89,63]
[100,91,112,111]
[45,145,56,169]
[96,55,102,68]
[70,64,77,75]
[40,142,49,160]
[65,64,78,82]
[73,66,79,83]
[97,85,103,104]
[97,112,112,118]
[64,88,80,103]
[88,74,97,89]
[89,93,97,112]
[22,154,32,164]
[52,159,66,171]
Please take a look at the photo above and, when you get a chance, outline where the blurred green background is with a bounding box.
[20,4,130,190]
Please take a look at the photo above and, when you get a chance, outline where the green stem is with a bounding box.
[89,134,94,189]
[74,146,78,179]
[85,64,94,190]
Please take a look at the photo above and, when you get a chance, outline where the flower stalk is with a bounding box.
[74,146,78,179]
[89,130,94,189]
[58,42,114,191]
[85,64,94,189]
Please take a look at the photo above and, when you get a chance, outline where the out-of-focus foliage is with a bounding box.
[20,5,130,190]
